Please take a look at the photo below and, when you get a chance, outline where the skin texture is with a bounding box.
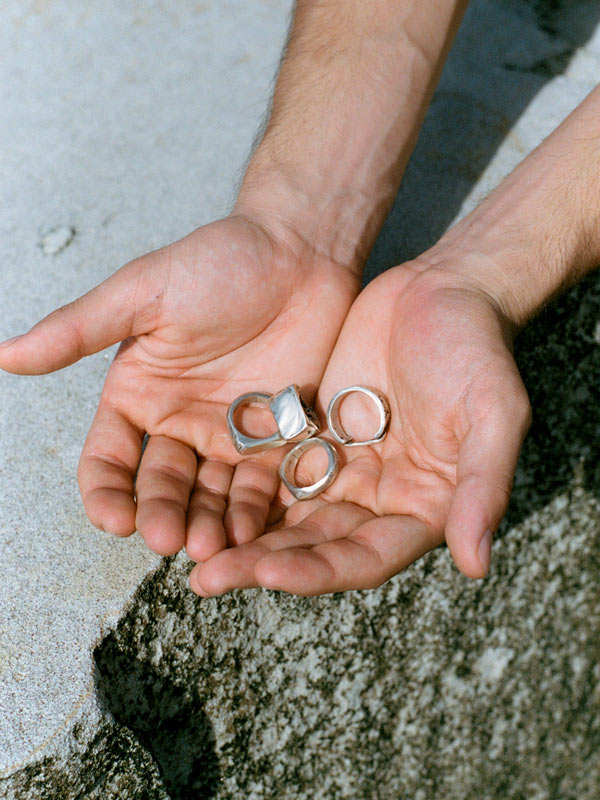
[0,0,470,580]
[0,215,358,560]
[189,82,600,597]
[190,262,531,596]
[2,0,600,597]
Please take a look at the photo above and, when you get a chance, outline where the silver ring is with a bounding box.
[269,384,320,442]
[227,392,285,454]
[279,437,339,500]
[326,385,390,446]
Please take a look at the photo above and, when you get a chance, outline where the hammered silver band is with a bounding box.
[279,437,339,501]
[326,385,390,446]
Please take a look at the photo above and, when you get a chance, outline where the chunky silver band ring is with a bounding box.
[279,437,339,501]
[269,384,320,443]
[227,392,285,454]
[326,385,391,446]
[227,385,320,454]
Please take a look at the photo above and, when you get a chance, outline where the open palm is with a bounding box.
[191,263,531,596]
[0,215,358,558]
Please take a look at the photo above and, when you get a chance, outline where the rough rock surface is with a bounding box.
[1,0,600,798]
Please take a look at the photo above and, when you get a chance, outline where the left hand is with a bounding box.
[0,214,358,559]
[191,260,531,596]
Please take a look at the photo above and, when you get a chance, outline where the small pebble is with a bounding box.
[39,225,76,255]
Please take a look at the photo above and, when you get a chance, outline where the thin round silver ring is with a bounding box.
[326,385,390,446]
[279,437,339,501]
[227,391,285,454]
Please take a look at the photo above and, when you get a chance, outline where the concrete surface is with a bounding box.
[0,0,291,789]
[1,0,599,798]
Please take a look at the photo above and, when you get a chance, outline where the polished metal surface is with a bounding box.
[227,391,285,454]
[326,385,390,446]
[269,384,320,442]
[279,437,339,500]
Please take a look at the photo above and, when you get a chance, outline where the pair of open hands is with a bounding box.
[0,213,531,595]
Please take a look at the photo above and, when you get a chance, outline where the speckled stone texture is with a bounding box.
[1,0,600,798]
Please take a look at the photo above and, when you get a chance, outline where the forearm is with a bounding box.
[235,0,468,273]
[426,84,600,326]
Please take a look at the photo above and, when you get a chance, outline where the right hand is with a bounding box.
[0,212,359,560]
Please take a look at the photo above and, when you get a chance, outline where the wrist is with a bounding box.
[422,120,600,327]
[234,142,390,277]
[234,0,469,277]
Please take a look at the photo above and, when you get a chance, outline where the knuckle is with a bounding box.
[229,497,267,518]
[138,493,186,510]
[190,488,226,514]
[232,485,269,507]
[142,463,193,488]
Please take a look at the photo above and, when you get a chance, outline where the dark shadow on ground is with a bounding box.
[94,617,221,800]
[365,0,600,280]
[509,271,600,525]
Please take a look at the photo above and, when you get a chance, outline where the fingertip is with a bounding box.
[445,473,502,579]
[445,525,490,580]
[0,334,31,374]
[85,488,137,538]
[0,334,24,349]
[446,521,493,580]
[184,532,225,563]
[189,562,227,597]
[140,526,186,557]
[100,525,136,539]
[0,324,75,375]
[188,569,210,598]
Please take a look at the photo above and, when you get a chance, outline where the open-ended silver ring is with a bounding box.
[279,437,339,501]
[326,385,391,446]
[227,385,320,455]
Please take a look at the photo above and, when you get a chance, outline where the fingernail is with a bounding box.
[100,525,119,536]
[0,334,23,348]
[477,529,493,575]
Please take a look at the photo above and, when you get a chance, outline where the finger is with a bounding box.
[190,502,371,596]
[135,435,197,556]
[224,458,281,546]
[78,404,143,536]
[0,258,155,375]
[445,386,531,579]
[255,514,438,596]
[185,460,234,562]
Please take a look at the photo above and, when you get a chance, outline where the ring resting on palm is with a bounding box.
[227,384,320,454]
[326,385,390,446]
[279,437,340,500]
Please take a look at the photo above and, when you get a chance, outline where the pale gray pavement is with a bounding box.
[0,0,290,784]
[1,1,600,798]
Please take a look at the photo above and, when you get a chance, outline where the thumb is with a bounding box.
[0,258,156,375]
[444,377,531,579]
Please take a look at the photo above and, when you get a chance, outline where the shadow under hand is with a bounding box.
[509,270,600,526]
[94,629,221,800]
[364,0,600,281]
